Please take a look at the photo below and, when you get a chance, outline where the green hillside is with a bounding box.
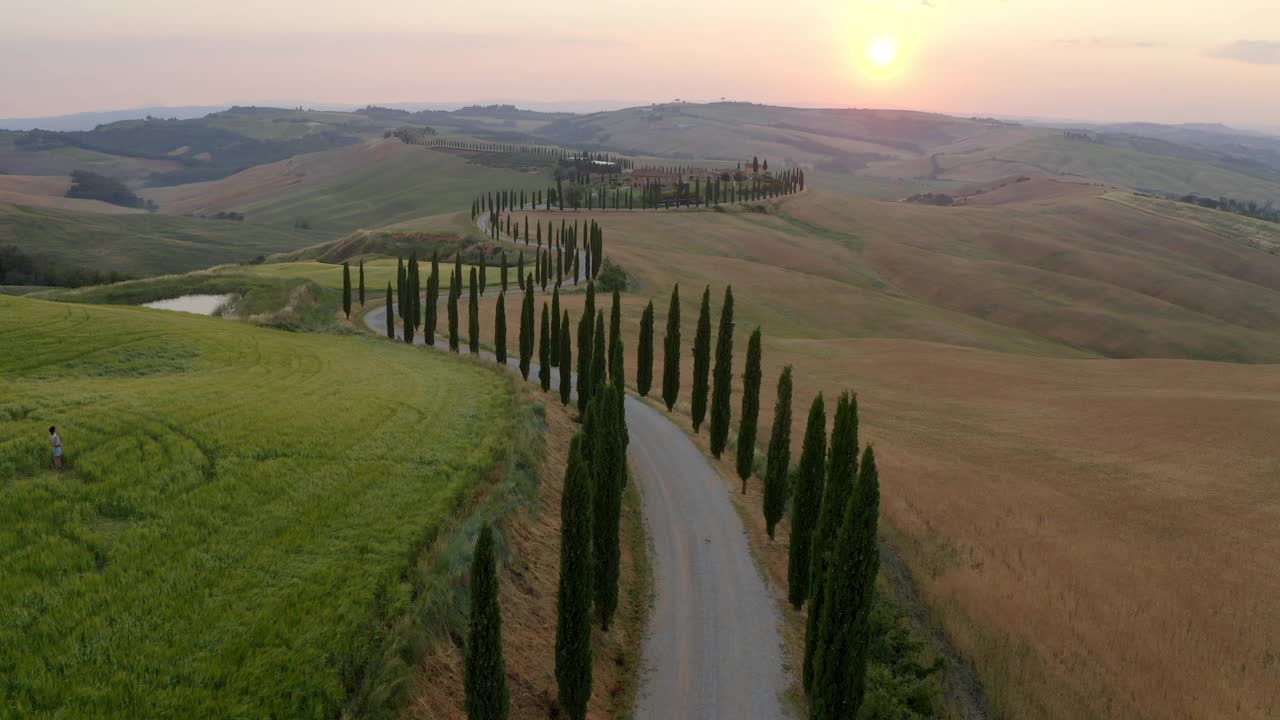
[0,294,514,717]
[232,144,550,233]
[0,202,326,278]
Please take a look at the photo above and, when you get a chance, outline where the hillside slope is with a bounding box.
[143,139,551,234]
[0,202,326,277]
[477,188,1280,719]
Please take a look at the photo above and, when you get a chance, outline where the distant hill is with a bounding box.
[0,106,226,131]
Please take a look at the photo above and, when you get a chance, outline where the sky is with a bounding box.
[3,0,1279,126]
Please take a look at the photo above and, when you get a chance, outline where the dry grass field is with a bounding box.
[447,184,1280,719]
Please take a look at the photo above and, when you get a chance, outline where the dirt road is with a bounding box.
[363,302,789,718]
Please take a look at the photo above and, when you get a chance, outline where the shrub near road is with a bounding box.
[0,295,512,718]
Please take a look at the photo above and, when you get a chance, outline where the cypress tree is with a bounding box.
[691,286,712,432]
[501,252,509,292]
[409,252,420,333]
[404,255,417,345]
[788,394,826,608]
[591,312,607,402]
[555,435,594,720]
[539,303,552,391]
[763,366,793,539]
[735,326,762,491]
[469,268,480,354]
[803,392,858,692]
[591,384,625,631]
[708,286,735,457]
[608,289,623,389]
[636,300,654,397]
[397,256,406,323]
[342,261,352,318]
[426,251,439,346]
[358,259,366,306]
[385,283,394,338]
[575,282,596,412]
[809,446,880,720]
[518,252,525,290]
[550,287,561,367]
[559,311,573,405]
[519,281,534,380]
[447,268,459,352]
[495,292,508,365]
[464,525,510,720]
[661,285,681,411]
[480,253,487,296]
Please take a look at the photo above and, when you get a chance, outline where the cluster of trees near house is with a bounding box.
[65,170,157,210]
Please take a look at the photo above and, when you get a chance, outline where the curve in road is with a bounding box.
[364,299,788,719]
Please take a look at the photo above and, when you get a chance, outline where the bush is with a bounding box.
[596,259,627,292]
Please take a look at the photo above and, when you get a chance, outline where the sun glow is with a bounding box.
[868,36,899,67]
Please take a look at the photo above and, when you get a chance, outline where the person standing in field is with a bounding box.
[49,426,63,471]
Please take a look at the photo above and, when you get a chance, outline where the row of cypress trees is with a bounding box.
[482,214,599,285]
[459,279,631,720]
[471,166,805,217]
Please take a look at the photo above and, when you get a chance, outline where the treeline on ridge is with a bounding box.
[0,245,129,287]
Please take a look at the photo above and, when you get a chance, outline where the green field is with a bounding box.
[0,202,328,278]
[235,145,552,233]
[235,259,502,292]
[0,295,513,717]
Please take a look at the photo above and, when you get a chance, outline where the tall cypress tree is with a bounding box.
[539,303,552,391]
[591,312,607,403]
[691,286,712,432]
[809,446,880,720]
[469,268,480,354]
[479,253,487,296]
[397,256,406,325]
[591,384,625,631]
[404,255,417,345]
[495,292,508,365]
[426,251,439,346]
[763,366,793,538]
[636,300,654,397]
[559,311,573,405]
[518,252,525,290]
[501,252,509,292]
[608,289,623,389]
[661,285,681,411]
[464,525,510,720]
[735,327,762,491]
[788,394,826,608]
[519,281,534,380]
[385,283,394,338]
[446,267,459,352]
[555,435,594,720]
[342,261,352,318]
[358,259,365,305]
[708,287,735,457]
[575,282,596,412]
[803,391,858,692]
[550,287,561,367]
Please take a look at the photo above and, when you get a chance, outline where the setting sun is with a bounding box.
[868,36,899,67]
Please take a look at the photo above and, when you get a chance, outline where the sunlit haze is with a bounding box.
[3,0,1279,124]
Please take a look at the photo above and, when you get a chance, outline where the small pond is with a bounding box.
[141,294,235,316]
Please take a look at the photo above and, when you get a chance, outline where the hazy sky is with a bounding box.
[3,0,1279,125]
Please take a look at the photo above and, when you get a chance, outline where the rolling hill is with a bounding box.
[0,202,326,278]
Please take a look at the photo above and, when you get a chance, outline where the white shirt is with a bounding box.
[51,432,61,448]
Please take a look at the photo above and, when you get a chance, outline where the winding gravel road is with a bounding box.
[364,294,788,719]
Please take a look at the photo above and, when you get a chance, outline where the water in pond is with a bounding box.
[141,294,235,316]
